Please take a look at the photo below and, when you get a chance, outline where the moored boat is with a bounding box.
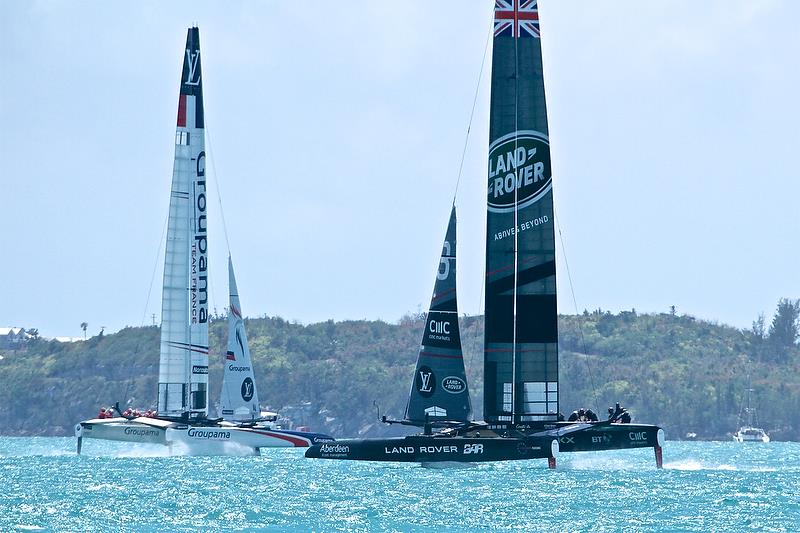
[733,383,769,443]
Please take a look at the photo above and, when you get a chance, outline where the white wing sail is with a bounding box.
[157,27,209,417]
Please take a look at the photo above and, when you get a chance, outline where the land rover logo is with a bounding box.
[416,366,435,398]
[487,130,551,213]
[442,376,466,394]
[241,377,254,402]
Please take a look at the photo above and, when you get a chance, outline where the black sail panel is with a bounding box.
[484,1,558,426]
[405,207,472,424]
[179,27,204,127]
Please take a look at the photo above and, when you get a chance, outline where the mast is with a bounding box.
[220,256,261,421]
[484,1,558,426]
[404,206,472,424]
[157,27,209,417]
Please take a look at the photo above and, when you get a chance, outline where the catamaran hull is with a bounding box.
[75,418,168,445]
[553,423,664,453]
[305,435,558,463]
[306,423,664,467]
[521,421,665,468]
[166,426,334,451]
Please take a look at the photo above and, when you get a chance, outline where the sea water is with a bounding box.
[1,438,798,532]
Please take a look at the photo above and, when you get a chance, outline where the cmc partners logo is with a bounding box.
[487,130,551,213]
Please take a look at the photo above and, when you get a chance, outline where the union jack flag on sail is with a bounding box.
[494,0,540,38]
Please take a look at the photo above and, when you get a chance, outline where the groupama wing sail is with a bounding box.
[484,1,559,426]
[220,257,261,421]
[404,206,472,424]
[157,27,210,417]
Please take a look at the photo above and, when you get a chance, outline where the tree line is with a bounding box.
[1,299,797,440]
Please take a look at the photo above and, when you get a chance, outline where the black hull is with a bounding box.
[305,434,558,463]
[305,421,664,467]
[551,422,664,453]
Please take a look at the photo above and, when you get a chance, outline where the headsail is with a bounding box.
[157,27,209,417]
[220,256,260,421]
[484,1,558,425]
[404,206,472,424]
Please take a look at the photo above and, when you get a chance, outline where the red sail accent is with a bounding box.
[177,94,187,127]
[251,430,310,447]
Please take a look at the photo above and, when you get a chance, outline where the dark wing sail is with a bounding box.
[484,1,558,425]
[404,206,472,424]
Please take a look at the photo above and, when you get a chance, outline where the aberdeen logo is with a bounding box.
[320,444,350,454]
[416,366,435,397]
[241,377,254,402]
[442,376,466,394]
[487,130,551,213]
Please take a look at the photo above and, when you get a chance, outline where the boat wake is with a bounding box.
[108,445,173,458]
[420,461,478,469]
[663,459,777,472]
[166,440,259,457]
[565,453,652,471]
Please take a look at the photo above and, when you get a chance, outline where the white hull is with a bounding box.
[733,426,770,443]
[76,417,332,455]
[75,417,171,445]
[166,426,318,452]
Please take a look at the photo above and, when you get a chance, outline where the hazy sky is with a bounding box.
[1,1,798,338]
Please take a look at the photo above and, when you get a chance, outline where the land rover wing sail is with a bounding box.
[484,0,558,426]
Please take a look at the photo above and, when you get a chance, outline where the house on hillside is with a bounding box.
[0,327,29,349]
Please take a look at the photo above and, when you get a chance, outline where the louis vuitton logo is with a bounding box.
[185,49,200,86]
[419,371,433,393]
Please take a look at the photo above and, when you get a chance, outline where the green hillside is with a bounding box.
[1,302,798,441]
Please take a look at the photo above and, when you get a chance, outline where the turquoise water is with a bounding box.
[1,438,798,532]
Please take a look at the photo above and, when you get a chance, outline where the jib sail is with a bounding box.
[220,256,261,421]
[405,206,472,424]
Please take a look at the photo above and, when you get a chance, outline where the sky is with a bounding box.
[1,1,798,339]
